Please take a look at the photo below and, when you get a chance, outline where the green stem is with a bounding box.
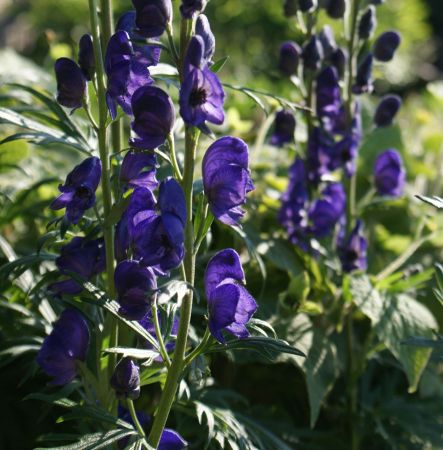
[167,133,183,181]
[346,310,358,450]
[147,127,200,448]
[127,399,146,438]
[184,327,212,366]
[151,296,172,368]
[166,23,180,65]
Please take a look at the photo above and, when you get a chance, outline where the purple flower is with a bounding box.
[179,36,225,128]
[37,309,89,385]
[50,157,101,224]
[374,149,405,197]
[298,0,316,12]
[308,183,346,237]
[316,66,345,133]
[204,249,257,344]
[78,34,95,81]
[279,159,309,246]
[278,41,301,77]
[132,0,172,38]
[302,36,324,71]
[318,26,337,58]
[116,11,162,67]
[180,0,207,18]
[330,47,347,78]
[105,30,153,120]
[196,15,216,64]
[133,178,186,273]
[115,260,157,320]
[338,220,368,273]
[353,53,373,95]
[373,31,401,62]
[270,110,296,146]
[49,237,105,295]
[130,85,175,150]
[306,127,335,183]
[110,357,140,399]
[358,6,377,40]
[202,136,254,226]
[54,58,86,110]
[326,0,346,19]
[120,150,158,191]
[374,94,402,127]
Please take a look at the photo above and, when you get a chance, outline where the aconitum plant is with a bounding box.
[11,1,307,449]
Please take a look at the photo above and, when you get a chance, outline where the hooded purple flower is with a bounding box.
[270,110,296,147]
[110,357,140,399]
[117,406,187,450]
[116,11,162,67]
[133,178,186,273]
[278,41,301,76]
[316,66,345,133]
[358,6,377,40]
[105,30,153,120]
[330,47,347,78]
[308,183,346,237]
[78,34,95,81]
[196,15,216,64]
[120,150,158,191]
[132,0,172,38]
[298,0,316,12]
[353,53,373,94]
[205,249,257,344]
[50,157,101,224]
[130,85,175,150]
[302,36,324,71]
[338,220,368,273]
[180,0,207,18]
[279,158,309,247]
[37,309,89,385]
[115,260,157,320]
[326,0,346,19]
[115,188,157,261]
[202,136,254,226]
[49,237,105,295]
[374,149,405,197]
[54,58,87,110]
[373,31,401,62]
[306,127,335,183]
[179,36,225,128]
[374,94,402,127]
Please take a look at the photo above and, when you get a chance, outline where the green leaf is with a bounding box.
[415,194,443,209]
[105,195,131,227]
[348,275,438,391]
[206,336,305,361]
[210,56,229,73]
[34,429,137,450]
[104,346,160,363]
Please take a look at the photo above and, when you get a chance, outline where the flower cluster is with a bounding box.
[276,0,406,272]
[40,2,257,446]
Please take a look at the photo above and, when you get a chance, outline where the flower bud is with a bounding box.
[358,6,377,40]
[352,53,373,95]
[338,220,367,273]
[326,0,346,19]
[78,34,95,81]
[196,14,215,63]
[278,41,301,76]
[302,36,324,71]
[318,26,337,58]
[299,0,316,12]
[132,0,172,37]
[330,47,347,78]
[110,357,141,399]
[54,58,86,110]
[180,0,207,19]
[373,31,401,62]
[270,110,296,147]
[374,94,402,127]
[374,149,405,197]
